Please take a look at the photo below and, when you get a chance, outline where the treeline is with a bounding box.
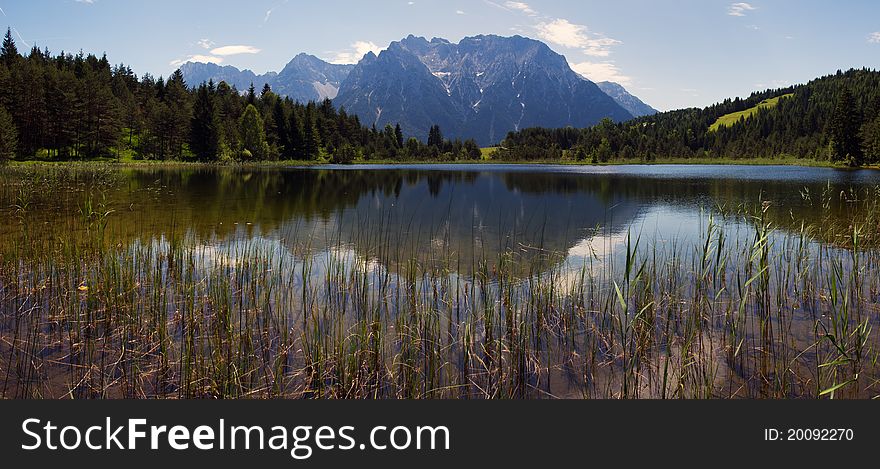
[0,29,481,163]
[498,68,880,166]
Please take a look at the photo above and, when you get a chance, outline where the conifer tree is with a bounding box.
[190,83,220,160]
[394,123,404,148]
[1,28,18,67]
[303,104,321,160]
[0,105,17,161]
[828,88,863,165]
[286,107,305,159]
[246,82,256,105]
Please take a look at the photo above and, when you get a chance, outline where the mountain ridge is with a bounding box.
[179,54,353,103]
[179,34,654,145]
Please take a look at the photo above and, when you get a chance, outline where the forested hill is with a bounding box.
[498,68,880,166]
[0,29,481,164]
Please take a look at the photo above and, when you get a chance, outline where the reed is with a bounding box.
[1,167,879,399]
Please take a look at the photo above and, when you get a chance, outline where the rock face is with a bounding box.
[180,54,353,102]
[270,54,354,100]
[335,35,633,145]
[179,35,658,145]
[596,81,658,117]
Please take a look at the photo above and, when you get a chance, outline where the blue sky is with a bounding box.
[1,0,878,111]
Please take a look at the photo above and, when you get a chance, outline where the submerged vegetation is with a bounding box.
[1,166,879,399]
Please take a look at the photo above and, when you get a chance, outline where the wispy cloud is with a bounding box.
[869,32,880,44]
[170,43,260,68]
[495,1,630,84]
[727,2,756,17]
[329,40,383,64]
[456,10,465,15]
[504,1,536,16]
[75,0,97,4]
[570,61,631,86]
[263,0,289,24]
[534,19,589,49]
[210,45,261,56]
[169,54,224,67]
[534,19,622,57]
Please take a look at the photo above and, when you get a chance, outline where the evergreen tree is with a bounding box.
[272,97,289,156]
[214,81,242,155]
[427,125,443,148]
[394,123,404,148]
[246,82,256,105]
[303,104,321,160]
[861,115,880,164]
[1,28,18,67]
[0,105,17,161]
[189,83,220,161]
[286,107,305,159]
[828,88,863,165]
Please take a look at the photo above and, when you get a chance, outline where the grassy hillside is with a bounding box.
[498,68,880,164]
[708,93,794,132]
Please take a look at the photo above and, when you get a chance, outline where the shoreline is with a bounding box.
[4,156,880,170]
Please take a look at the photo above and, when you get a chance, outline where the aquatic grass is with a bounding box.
[1,169,880,398]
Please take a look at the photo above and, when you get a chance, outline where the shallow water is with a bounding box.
[3,164,879,267]
[2,164,880,399]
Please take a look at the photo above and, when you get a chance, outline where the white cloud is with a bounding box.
[498,1,633,89]
[263,0,289,24]
[504,1,536,16]
[210,45,261,56]
[869,32,880,44]
[75,0,96,4]
[571,61,631,86]
[169,43,260,68]
[329,41,383,64]
[504,2,538,16]
[456,10,465,15]
[535,19,621,57]
[170,54,224,67]
[727,2,756,17]
[582,36,623,57]
[535,19,588,48]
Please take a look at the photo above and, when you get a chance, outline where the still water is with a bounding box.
[2,164,880,399]
[4,164,879,267]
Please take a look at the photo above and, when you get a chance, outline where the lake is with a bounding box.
[2,164,880,399]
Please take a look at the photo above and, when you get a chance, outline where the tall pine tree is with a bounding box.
[1,28,18,68]
[0,105,17,161]
[189,82,220,161]
[828,88,863,165]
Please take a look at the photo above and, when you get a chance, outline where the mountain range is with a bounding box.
[180,53,353,102]
[179,35,657,145]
